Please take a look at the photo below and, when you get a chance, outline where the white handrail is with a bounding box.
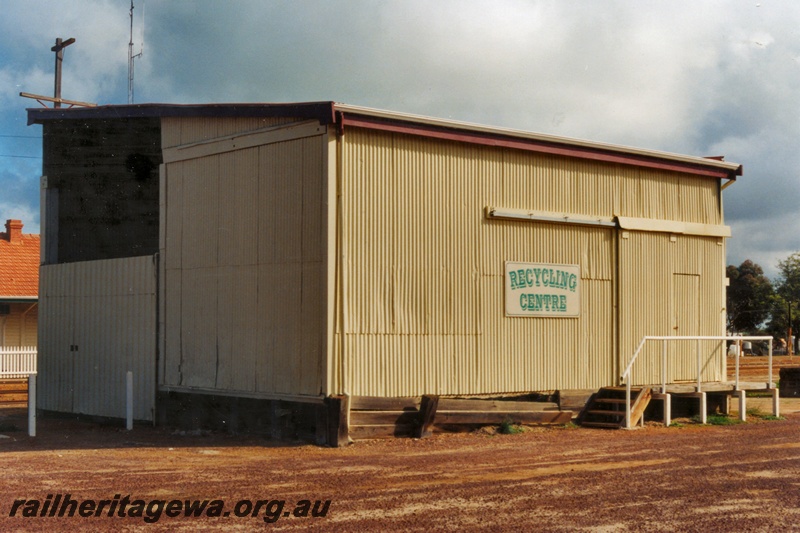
[621,336,774,429]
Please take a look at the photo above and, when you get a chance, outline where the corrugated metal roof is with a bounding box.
[334,104,743,180]
[26,101,742,180]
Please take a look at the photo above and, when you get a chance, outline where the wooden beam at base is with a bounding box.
[325,395,350,447]
[349,410,420,426]
[349,396,561,412]
[349,424,415,440]
[433,410,573,426]
[349,396,420,411]
[347,395,573,440]
[437,398,558,412]
[414,395,439,438]
[558,389,596,413]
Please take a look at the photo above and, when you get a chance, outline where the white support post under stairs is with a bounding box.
[697,392,707,424]
[652,392,671,427]
[737,389,746,422]
[773,389,780,418]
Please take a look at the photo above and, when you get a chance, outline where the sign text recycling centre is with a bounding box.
[505,262,580,317]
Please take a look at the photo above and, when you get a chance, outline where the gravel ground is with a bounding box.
[2,406,800,532]
[0,355,797,532]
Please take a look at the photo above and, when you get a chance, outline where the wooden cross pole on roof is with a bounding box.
[51,37,75,109]
[19,37,95,108]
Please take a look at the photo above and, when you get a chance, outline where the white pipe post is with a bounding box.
[664,393,671,427]
[28,374,36,437]
[699,392,707,424]
[768,340,774,388]
[696,339,702,393]
[737,389,746,422]
[735,338,741,390]
[662,339,667,394]
[126,371,133,430]
[773,388,780,418]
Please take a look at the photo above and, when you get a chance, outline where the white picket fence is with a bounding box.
[0,345,37,378]
[0,346,37,436]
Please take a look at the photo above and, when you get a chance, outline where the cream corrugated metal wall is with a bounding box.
[38,256,156,420]
[335,128,726,396]
[160,119,326,397]
[619,232,726,386]
[1,304,38,347]
[161,117,300,148]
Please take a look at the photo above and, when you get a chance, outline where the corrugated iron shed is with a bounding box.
[28,101,741,429]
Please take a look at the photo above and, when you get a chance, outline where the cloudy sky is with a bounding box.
[1,0,798,278]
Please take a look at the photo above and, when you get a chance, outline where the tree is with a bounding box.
[726,260,773,334]
[776,252,800,302]
[768,252,800,348]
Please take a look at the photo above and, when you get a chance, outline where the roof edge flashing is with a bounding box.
[334,103,742,176]
[27,101,338,126]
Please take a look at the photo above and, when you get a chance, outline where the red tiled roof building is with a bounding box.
[0,219,39,347]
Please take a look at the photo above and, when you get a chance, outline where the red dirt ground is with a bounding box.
[0,355,796,531]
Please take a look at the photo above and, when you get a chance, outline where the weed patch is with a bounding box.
[746,391,773,398]
[499,418,524,435]
[692,414,742,426]
[746,406,785,421]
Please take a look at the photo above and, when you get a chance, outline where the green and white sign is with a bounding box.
[505,262,580,317]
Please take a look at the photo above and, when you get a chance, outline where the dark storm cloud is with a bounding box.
[1,0,799,276]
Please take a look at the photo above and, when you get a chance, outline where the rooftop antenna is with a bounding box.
[128,0,144,104]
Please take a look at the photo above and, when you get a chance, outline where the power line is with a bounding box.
[0,135,39,139]
[0,154,41,159]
